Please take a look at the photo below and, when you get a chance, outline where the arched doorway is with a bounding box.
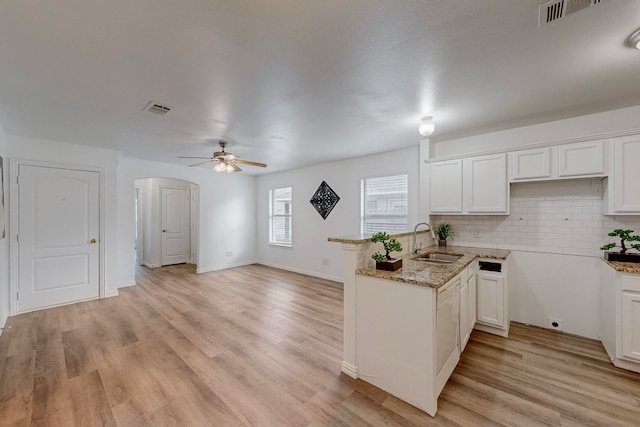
[134,177,199,268]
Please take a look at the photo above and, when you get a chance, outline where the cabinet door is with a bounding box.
[622,291,640,362]
[476,271,504,328]
[463,154,508,213]
[509,147,551,181]
[430,159,463,213]
[557,141,604,177]
[468,273,477,330]
[614,138,640,213]
[459,280,470,351]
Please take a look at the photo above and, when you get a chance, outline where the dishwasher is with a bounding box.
[436,277,460,375]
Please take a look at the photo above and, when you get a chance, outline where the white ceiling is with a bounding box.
[0,0,639,174]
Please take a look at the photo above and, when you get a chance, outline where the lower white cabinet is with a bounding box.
[474,259,509,337]
[600,266,640,373]
[459,264,477,351]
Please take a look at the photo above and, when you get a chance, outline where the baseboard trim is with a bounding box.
[255,261,343,284]
[341,361,359,378]
[105,289,120,298]
[196,260,257,274]
[117,281,136,289]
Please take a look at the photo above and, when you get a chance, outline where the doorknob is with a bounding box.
[162,229,167,233]
[90,239,97,244]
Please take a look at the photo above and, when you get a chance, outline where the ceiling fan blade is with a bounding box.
[235,159,267,168]
[188,160,215,167]
[178,156,213,159]
[230,162,242,172]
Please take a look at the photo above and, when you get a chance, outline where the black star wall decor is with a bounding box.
[310,181,340,220]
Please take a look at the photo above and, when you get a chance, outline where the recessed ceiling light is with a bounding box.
[625,28,640,49]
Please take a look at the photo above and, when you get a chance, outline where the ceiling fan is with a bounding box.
[178,141,267,173]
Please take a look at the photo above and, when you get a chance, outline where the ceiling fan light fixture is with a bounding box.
[225,163,235,173]
[626,28,640,49]
[419,116,435,136]
[213,161,226,173]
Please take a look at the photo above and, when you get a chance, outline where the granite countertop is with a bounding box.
[603,260,640,274]
[356,245,510,289]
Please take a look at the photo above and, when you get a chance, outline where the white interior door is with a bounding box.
[18,165,100,312]
[161,187,189,266]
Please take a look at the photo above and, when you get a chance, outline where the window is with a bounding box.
[269,186,292,246]
[361,174,408,235]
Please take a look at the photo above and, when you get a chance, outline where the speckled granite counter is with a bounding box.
[603,260,640,274]
[356,245,510,289]
[328,230,430,244]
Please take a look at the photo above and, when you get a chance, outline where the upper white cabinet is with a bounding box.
[429,154,508,215]
[604,136,640,214]
[463,154,509,213]
[557,141,605,177]
[509,147,551,180]
[430,159,463,213]
[509,141,607,182]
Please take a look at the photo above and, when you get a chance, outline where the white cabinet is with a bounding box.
[557,141,605,177]
[474,260,509,337]
[600,267,640,373]
[621,291,640,361]
[463,154,509,213]
[459,263,477,351]
[604,136,640,214]
[509,141,607,182]
[509,147,551,180]
[429,154,508,215]
[429,159,463,213]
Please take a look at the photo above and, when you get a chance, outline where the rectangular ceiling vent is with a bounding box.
[538,0,607,29]
[143,101,172,115]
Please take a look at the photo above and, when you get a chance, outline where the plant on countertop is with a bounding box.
[436,222,452,241]
[600,229,640,254]
[371,232,403,263]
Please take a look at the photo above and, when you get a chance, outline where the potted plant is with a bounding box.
[600,229,640,263]
[371,232,403,271]
[436,222,452,247]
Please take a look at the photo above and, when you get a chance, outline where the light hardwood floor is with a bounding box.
[1,263,639,426]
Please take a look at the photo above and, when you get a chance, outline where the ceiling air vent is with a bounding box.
[143,101,172,115]
[538,0,607,29]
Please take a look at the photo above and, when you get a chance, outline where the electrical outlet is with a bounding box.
[474,229,481,238]
[547,317,563,331]
[225,251,233,257]
[322,258,329,266]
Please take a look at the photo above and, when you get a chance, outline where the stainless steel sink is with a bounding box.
[412,253,463,264]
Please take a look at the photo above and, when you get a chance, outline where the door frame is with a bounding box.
[9,159,106,315]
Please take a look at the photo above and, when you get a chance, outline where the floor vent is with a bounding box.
[538,0,607,29]
[143,102,172,115]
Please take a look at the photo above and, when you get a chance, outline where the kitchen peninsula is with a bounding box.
[330,232,510,416]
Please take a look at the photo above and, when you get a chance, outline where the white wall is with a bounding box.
[0,123,8,329]
[256,146,422,282]
[432,105,640,158]
[117,156,257,287]
[7,135,120,297]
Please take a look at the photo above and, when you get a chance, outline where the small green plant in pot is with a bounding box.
[371,232,403,271]
[436,222,452,247]
[600,229,640,263]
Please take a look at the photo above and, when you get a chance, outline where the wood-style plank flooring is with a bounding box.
[1,263,639,426]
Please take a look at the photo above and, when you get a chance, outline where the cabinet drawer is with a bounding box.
[622,275,640,292]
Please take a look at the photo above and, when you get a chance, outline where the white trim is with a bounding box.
[9,158,106,316]
[426,128,640,163]
[196,260,257,274]
[105,289,120,298]
[117,281,136,289]
[341,361,359,378]
[255,260,343,284]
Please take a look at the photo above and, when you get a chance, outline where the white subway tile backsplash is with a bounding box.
[432,180,640,258]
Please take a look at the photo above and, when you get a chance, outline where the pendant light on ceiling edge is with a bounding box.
[419,116,435,137]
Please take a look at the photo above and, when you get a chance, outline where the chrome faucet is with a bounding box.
[413,222,435,254]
